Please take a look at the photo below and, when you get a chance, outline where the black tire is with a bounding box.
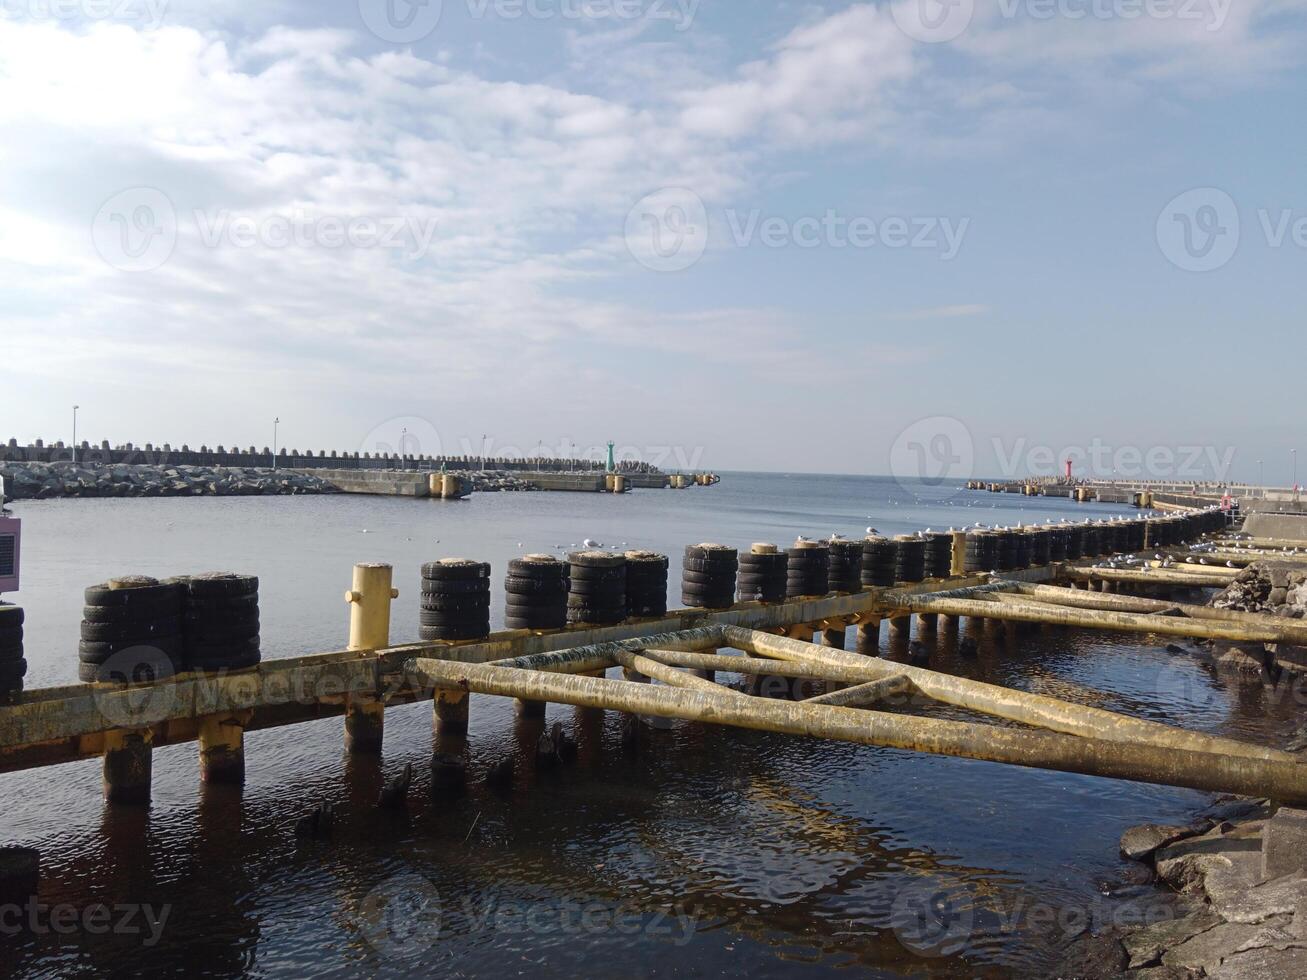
[505,615,567,631]
[0,624,22,646]
[0,605,24,628]
[419,609,490,627]
[504,576,569,596]
[418,594,490,614]
[683,544,737,562]
[187,636,261,660]
[682,593,733,609]
[421,560,490,582]
[567,610,625,626]
[505,595,567,612]
[184,609,259,630]
[186,573,259,599]
[626,603,667,619]
[564,565,626,585]
[185,622,260,645]
[80,617,183,643]
[183,594,260,616]
[421,579,492,597]
[78,653,175,685]
[419,623,490,642]
[84,581,184,607]
[566,551,626,569]
[78,635,184,666]
[0,658,26,688]
[681,558,739,575]
[508,557,567,577]
[567,577,626,596]
[81,597,186,624]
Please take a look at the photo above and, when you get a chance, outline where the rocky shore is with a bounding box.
[0,461,339,499]
[1059,798,1307,978]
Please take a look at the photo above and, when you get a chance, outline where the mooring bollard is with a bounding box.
[103,729,152,805]
[344,562,398,754]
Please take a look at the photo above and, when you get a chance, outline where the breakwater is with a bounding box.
[0,461,338,499]
[1,438,664,475]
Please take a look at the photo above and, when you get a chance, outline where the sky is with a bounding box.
[1,0,1304,484]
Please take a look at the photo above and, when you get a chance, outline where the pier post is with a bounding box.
[917,613,938,634]
[820,625,846,649]
[856,618,880,656]
[435,687,469,735]
[102,730,152,805]
[198,712,249,784]
[344,562,398,754]
[888,616,911,644]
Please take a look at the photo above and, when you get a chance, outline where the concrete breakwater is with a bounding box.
[1,438,664,476]
[0,461,338,499]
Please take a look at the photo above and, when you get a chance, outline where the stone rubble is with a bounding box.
[0,460,339,499]
[1059,800,1307,978]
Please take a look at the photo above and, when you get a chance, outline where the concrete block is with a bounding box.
[1262,807,1307,880]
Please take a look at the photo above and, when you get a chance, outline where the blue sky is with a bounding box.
[1,0,1304,483]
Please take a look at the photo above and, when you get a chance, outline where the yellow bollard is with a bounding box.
[951,531,968,577]
[344,563,398,754]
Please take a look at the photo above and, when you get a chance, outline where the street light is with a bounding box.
[71,405,79,465]
[1293,449,1299,497]
[1257,459,1264,489]
[273,417,280,471]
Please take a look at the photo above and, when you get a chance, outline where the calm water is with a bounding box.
[1,475,1296,977]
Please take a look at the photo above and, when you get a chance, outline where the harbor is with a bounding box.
[4,475,1307,974]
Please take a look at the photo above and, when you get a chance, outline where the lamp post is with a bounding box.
[1293,449,1299,498]
[71,405,79,465]
[273,417,280,471]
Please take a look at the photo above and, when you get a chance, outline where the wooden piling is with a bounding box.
[102,730,152,805]
[198,713,248,784]
[856,618,880,656]
[434,687,469,735]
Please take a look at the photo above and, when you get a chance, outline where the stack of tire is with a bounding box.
[79,577,184,683]
[787,540,830,597]
[1047,527,1070,563]
[0,603,24,697]
[568,552,627,625]
[1064,525,1082,559]
[182,573,261,671]
[625,551,669,619]
[963,531,998,573]
[738,544,787,603]
[1082,524,1105,558]
[861,536,897,588]
[827,539,864,594]
[1011,531,1033,570]
[893,535,926,584]
[420,560,490,642]
[1027,528,1052,567]
[923,533,953,579]
[504,555,568,632]
[994,531,1018,572]
[682,544,737,610]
